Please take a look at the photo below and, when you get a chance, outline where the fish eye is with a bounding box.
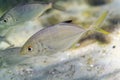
[3,19,7,23]
[27,46,33,51]
[2,19,7,23]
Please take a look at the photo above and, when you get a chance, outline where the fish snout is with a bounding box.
[20,47,26,55]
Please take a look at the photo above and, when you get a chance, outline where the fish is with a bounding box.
[0,3,52,27]
[20,11,109,56]
[0,2,66,27]
[0,2,65,47]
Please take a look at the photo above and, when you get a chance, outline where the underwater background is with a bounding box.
[0,0,120,80]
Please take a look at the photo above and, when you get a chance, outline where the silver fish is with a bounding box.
[0,3,52,27]
[20,11,109,56]
[0,2,64,47]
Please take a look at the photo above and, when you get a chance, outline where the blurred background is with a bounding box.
[0,0,120,80]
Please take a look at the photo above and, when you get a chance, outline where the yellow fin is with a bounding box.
[92,11,108,29]
[96,28,109,35]
[89,11,109,34]
[80,11,109,40]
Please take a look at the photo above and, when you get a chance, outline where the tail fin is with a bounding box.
[39,2,65,17]
[50,0,66,11]
[39,3,52,17]
[52,4,66,11]
[88,11,109,34]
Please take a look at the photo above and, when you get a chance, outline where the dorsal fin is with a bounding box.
[62,20,73,23]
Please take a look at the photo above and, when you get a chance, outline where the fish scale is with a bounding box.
[38,23,84,50]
